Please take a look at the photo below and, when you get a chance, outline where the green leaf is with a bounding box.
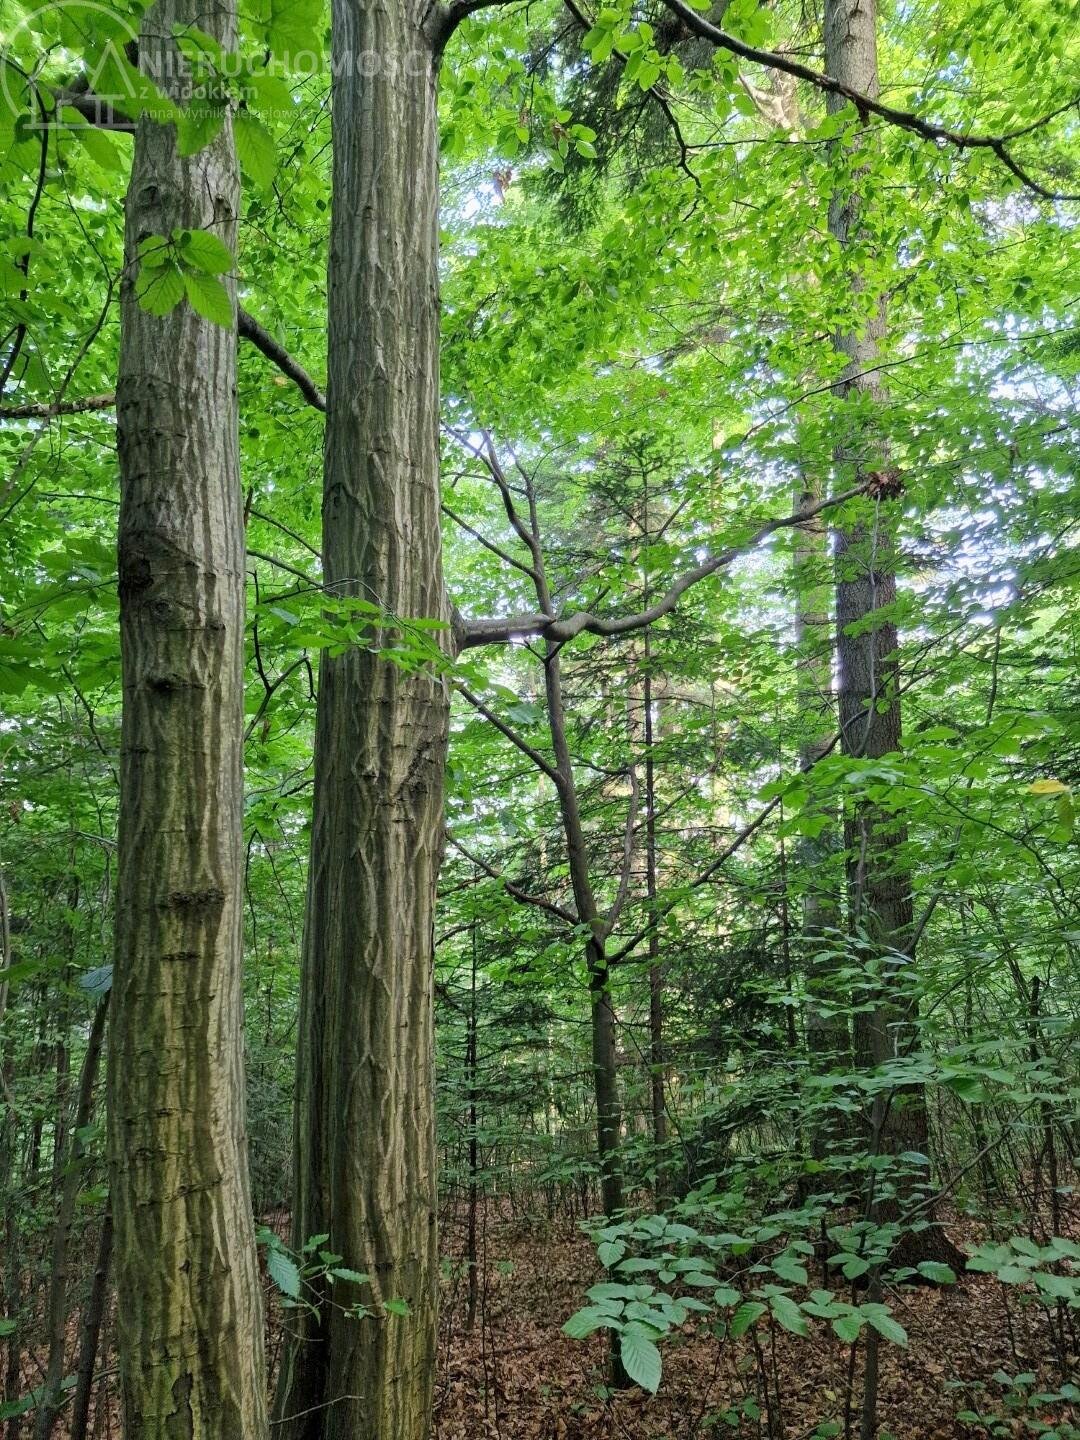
[771,1254,809,1285]
[79,964,113,996]
[863,1309,907,1346]
[563,1306,617,1339]
[1034,1273,1079,1301]
[620,1328,662,1393]
[177,101,226,157]
[598,1240,625,1267]
[769,1293,810,1336]
[235,111,278,189]
[267,0,325,66]
[267,1247,301,1299]
[382,1298,410,1316]
[60,111,123,170]
[183,271,233,327]
[177,229,234,274]
[617,1257,659,1274]
[137,234,172,269]
[832,1313,863,1343]
[730,1301,766,1337]
[136,261,185,316]
[330,1267,370,1284]
[916,1262,956,1284]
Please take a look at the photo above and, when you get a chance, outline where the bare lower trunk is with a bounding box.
[643,642,668,1168]
[543,644,624,1222]
[793,471,850,1172]
[35,994,109,1440]
[465,940,480,1335]
[69,1211,114,1440]
[108,1,267,1432]
[273,3,448,1436]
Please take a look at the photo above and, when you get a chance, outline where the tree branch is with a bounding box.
[456,683,562,784]
[459,480,870,650]
[653,0,1079,201]
[446,835,579,925]
[1,308,327,421]
[0,393,118,421]
[603,764,640,940]
[441,502,540,580]
[237,309,327,411]
[429,0,528,52]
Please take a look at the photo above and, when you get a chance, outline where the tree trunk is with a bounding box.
[273,2,448,1436]
[108,0,268,1431]
[793,472,850,1168]
[465,935,480,1335]
[825,0,960,1272]
[643,653,667,1164]
[69,1210,114,1440]
[35,993,109,1440]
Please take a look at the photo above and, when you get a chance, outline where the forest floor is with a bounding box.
[433,1206,1079,1440]
[30,1202,1079,1438]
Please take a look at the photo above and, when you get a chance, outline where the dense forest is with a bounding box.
[0,0,1078,1436]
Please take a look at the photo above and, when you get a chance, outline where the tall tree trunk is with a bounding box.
[108,0,268,1432]
[69,1210,114,1440]
[0,868,22,1440]
[824,0,959,1267]
[543,643,625,1222]
[793,471,850,1166]
[35,993,109,1440]
[643,648,668,1166]
[465,933,480,1335]
[273,2,448,1435]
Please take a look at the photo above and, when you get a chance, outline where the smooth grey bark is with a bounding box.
[824,0,961,1281]
[107,0,267,1433]
[792,472,850,1159]
[642,649,668,1166]
[826,0,919,1105]
[273,1,448,1436]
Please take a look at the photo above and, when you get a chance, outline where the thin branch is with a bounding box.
[455,683,561,784]
[429,0,528,51]
[247,507,322,561]
[247,549,317,586]
[446,835,579,925]
[562,0,699,184]
[441,501,540,580]
[0,393,117,421]
[245,655,310,743]
[608,728,846,964]
[1,308,327,423]
[459,481,870,649]
[237,309,327,411]
[655,0,1080,201]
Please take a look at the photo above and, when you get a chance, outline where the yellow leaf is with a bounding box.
[1027,779,1069,796]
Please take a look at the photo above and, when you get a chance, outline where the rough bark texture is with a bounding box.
[273,2,448,1435]
[107,1,268,1433]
